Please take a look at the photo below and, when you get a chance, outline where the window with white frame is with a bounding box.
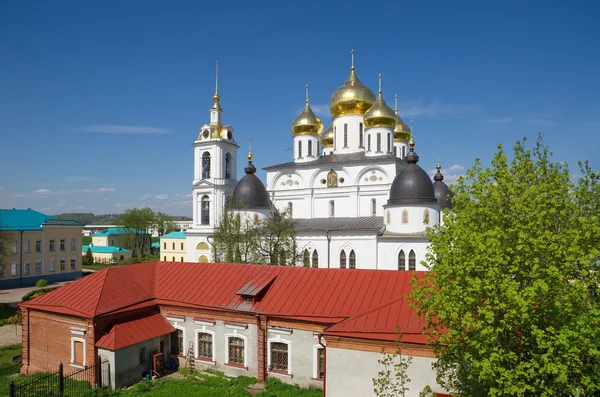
[25,240,30,254]
[371,198,377,216]
[196,331,214,361]
[60,258,65,271]
[308,140,313,157]
[11,263,17,277]
[343,124,348,147]
[71,337,86,367]
[269,340,290,373]
[329,200,335,217]
[35,260,42,274]
[71,238,76,251]
[60,239,66,251]
[49,240,55,252]
[11,241,18,254]
[226,334,246,367]
[71,257,76,270]
[50,258,55,272]
[313,345,325,380]
[35,240,41,253]
[377,133,382,152]
[24,261,30,275]
[172,327,185,356]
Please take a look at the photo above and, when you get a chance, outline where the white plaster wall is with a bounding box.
[332,115,364,153]
[326,347,445,397]
[377,238,431,271]
[294,135,321,163]
[384,204,440,234]
[365,126,394,156]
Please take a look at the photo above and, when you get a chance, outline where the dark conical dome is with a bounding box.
[231,156,271,210]
[432,164,453,210]
[388,143,437,205]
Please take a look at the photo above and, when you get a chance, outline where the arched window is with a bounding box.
[376,133,381,152]
[198,255,209,263]
[371,199,376,216]
[329,200,335,217]
[312,250,319,268]
[201,195,210,225]
[349,250,356,269]
[398,250,405,270]
[387,133,391,153]
[202,152,211,179]
[409,250,416,271]
[402,146,406,158]
[225,153,232,179]
[197,332,213,360]
[423,209,430,224]
[287,202,293,217]
[367,134,371,151]
[303,249,310,267]
[298,141,303,158]
[340,250,346,269]
[196,242,210,251]
[402,210,409,224]
[308,140,313,157]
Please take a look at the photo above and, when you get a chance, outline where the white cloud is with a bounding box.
[174,193,192,198]
[137,194,151,201]
[525,117,556,126]
[428,164,466,185]
[155,194,169,200]
[72,125,173,134]
[398,100,482,118]
[11,187,117,198]
[483,117,513,124]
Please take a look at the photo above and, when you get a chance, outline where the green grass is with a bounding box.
[82,264,111,271]
[0,305,17,326]
[114,370,322,397]
[0,344,22,396]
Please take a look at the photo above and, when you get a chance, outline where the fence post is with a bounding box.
[58,363,64,395]
[96,356,102,388]
[8,380,14,397]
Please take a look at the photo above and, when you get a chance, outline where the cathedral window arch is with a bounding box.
[402,210,409,224]
[376,133,381,152]
[201,195,210,225]
[303,249,310,267]
[408,250,416,271]
[398,250,406,270]
[329,200,335,217]
[349,250,356,269]
[308,140,313,157]
[339,250,346,269]
[202,152,211,179]
[312,250,319,268]
[393,146,397,157]
[298,141,303,159]
[423,209,430,224]
[359,123,364,147]
[387,133,391,153]
[225,152,232,179]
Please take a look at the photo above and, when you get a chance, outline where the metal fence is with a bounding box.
[8,357,111,397]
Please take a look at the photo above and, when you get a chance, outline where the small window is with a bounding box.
[228,337,245,365]
[340,250,346,269]
[376,133,381,152]
[386,210,391,224]
[35,240,41,253]
[349,250,356,269]
[308,140,313,157]
[180,257,184,262]
[60,239,66,251]
[201,195,210,225]
[270,342,289,372]
[71,238,76,251]
[197,332,213,360]
[49,240,55,252]
[343,124,348,147]
[359,123,364,147]
[50,258,55,272]
[393,146,397,157]
[25,240,30,254]
[253,213,259,225]
[11,263,17,277]
[139,347,146,364]
[73,340,84,365]
[24,261,30,275]
[303,249,310,267]
[36,260,42,274]
[387,133,391,153]
[371,199,376,216]
[409,250,416,271]
[172,242,175,250]
[402,146,406,158]
[71,258,76,270]
[163,242,166,249]
[316,347,325,379]
[172,256,175,262]
[402,210,409,224]
[287,202,293,217]
[60,259,65,271]
[202,152,211,179]
[398,250,405,271]
[423,209,430,224]
[329,200,335,218]
[225,152,232,179]
[181,243,184,250]
[367,135,371,151]
[164,256,167,261]
[172,329,184,355]
[312,250,318,268]
[11,241,18,254]
[298,141,303,159]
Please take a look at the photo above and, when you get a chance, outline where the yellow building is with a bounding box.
[82,245,132,264]
[159,231,186,262]
[0,209,82,287]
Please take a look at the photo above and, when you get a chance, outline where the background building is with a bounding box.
[0,209,82,287]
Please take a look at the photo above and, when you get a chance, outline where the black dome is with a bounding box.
[231,160,271,210]
[433,168,453,210]
[387,149,437,205]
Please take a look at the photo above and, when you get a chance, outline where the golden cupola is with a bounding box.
[329,50,376,118]
[291,85,323,136]
[321,123,333,147]
[363,75,397,129]
[393,94,411,141]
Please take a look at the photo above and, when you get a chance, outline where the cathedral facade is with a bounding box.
[185,58,452,270]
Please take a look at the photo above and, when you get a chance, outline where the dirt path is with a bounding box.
[0,325,21,346]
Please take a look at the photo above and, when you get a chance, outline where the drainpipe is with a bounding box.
[326,231,331,269]
[318,333,327,397]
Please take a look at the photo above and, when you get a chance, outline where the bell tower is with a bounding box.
[186,61,239,262]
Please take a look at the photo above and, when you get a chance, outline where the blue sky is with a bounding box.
[1,0,599,216]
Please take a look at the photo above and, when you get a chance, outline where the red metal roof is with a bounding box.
[96,312,175,350]
[21,262,427,342]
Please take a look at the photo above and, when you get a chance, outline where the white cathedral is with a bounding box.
[185,57,452,271]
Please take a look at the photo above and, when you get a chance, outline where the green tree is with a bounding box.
[83,246,94,267]
[251,208,299,265]
[154,212,178,236]
[116,208,154,256]
[7,312,21,341]
[410,135,600,396]
[35,279,48,289]
[372,329,412,397]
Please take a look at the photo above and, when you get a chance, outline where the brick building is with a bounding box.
[20,262,450,396]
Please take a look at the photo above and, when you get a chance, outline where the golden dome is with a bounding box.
[329,62,376,118]
[291,102,323,136]
[363,76,396,129]
[321,123,333,147]
[394,114,411,141]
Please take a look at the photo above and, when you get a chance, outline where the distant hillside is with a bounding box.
[53,213,120,225]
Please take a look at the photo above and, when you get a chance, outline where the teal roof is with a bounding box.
[82,245,132,254]
[91,227,147,237]
[0,209,80,231]
[151,242,160,248]
[160,231,186,239]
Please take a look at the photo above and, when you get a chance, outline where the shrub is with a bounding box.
[22,287,59,302]
[35,279,48,289]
